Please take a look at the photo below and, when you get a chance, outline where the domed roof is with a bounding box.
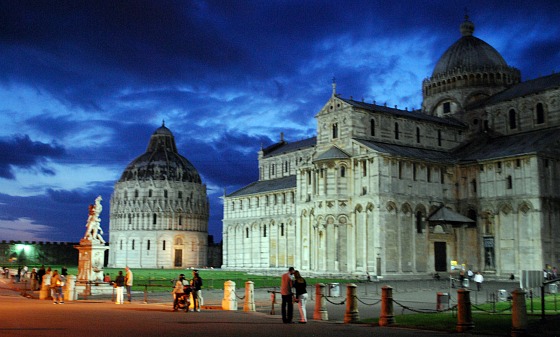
[118,123,202,183]
[432,18,509,77]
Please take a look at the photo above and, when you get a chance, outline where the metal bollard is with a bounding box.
[244,281,255,312]
[344,283,360,323]
[222,280,237,310]
[313,283,328,321]
[379,286,395,326]
[456,288,474,332]
[511,288,528,337]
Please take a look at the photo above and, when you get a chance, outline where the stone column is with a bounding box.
[222,280,237,310]
[511,288,528,337]
[344,283,360,323]
[379,286,395,326]
[456,288,474,332]
[243,281,255,312]
[313,283,328,321]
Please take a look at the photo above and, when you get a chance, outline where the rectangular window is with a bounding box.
[443,102,451,114]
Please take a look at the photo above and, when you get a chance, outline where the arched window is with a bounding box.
[152,213,157,225]
[415,211,423,233]
[149,189,153,197]
[437,130,442,146]
[416,127,421,143]
[280,223,285,236]
[147,240,151,250]
[134,190,139,198]
[536,103,545,124]
[245,228,249,238]
[163,240,166,251]
[332,123,339,139]
[340,166,346,177]
[132,239,135,250]
[128,214,132,224]
[394,122,399,139]
[124,190,128,198]
[263,225,267,237]
[164,190,168,198]
[507,175,513,189]
[509,109,517,129]
[370,119,375,136]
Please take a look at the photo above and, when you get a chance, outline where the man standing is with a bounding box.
[191,270,203,312]
[280,267,295,323]
[125,266,133,303]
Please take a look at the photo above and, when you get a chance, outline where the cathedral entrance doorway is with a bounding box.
[434,242,447,272]
[174,249,183,267]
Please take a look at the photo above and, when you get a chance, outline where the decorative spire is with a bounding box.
[332,77,337,96]
[162,119,166,127]
[460,9,475,36]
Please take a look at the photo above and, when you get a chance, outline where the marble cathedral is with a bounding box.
[222,18,560,278]
[108,124,209,268]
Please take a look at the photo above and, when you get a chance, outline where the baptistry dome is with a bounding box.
[109,123,209,269]
[118,123,201,183]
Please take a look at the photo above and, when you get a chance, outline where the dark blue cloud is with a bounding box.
[0,135,65,179]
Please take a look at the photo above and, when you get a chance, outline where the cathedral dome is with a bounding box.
[118,123,201,183]
[432,18,509,77]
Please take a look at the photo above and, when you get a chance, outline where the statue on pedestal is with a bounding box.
[84,196,105,243]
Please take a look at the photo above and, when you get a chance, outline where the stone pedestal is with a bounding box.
[313,283,328,321]
[243,281,255,312]
[222,280,237,310]
[511,288,528,337]
[379,286,395,326]
[74,239,109,296]
[456,288,475,332]
[344,283,360,323]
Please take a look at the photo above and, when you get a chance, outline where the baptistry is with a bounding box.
[108,123,209,269]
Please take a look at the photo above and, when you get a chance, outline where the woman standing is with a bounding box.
[114,271,125,304]
[293,270,308,323]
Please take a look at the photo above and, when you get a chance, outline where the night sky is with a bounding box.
[0,1,559,243]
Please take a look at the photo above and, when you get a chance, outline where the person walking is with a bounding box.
[115,271,125,304]
[280,267,295,323]
[125,266,133,303]
[293,270,308,323]
[474,271,484,291]
[191,270,203,312]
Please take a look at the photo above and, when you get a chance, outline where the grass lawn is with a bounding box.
[36,266,361,291]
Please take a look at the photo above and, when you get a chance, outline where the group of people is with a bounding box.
[544,266,558,280]
[108,266,133,304]
[280,267,308,324]
[171,270,203,312]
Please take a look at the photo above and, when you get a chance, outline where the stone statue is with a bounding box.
[84,196,105,243]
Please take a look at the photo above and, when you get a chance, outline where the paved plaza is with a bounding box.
[0,276,557,336]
